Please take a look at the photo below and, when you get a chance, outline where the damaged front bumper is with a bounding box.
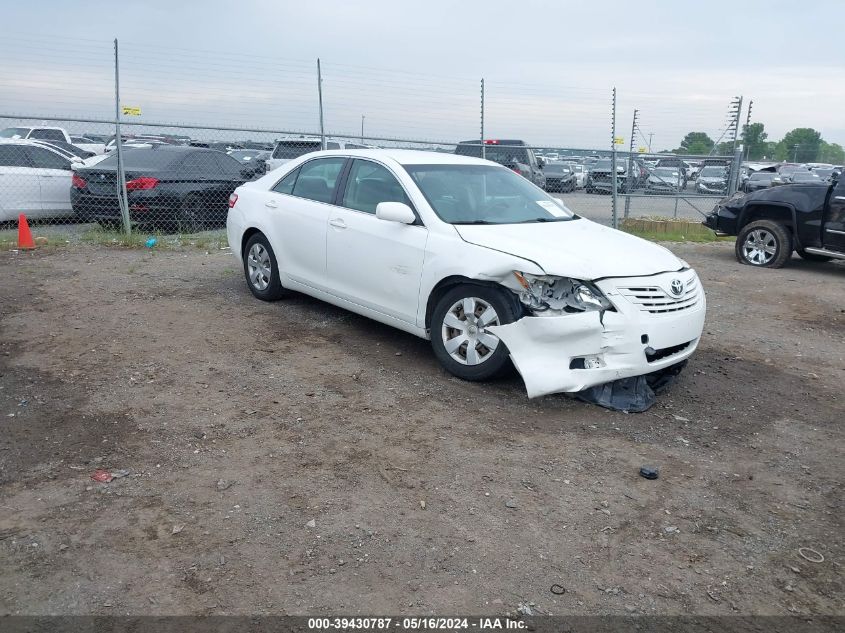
[488,270,706,398]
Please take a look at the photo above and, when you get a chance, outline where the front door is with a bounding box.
[325,159,427,324]
[823,178,845,251]
[0,144,43,219]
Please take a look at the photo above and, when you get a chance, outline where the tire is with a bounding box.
[430,284,521,382]
[735,220,793,268]
[243,232,286,301]
[797,249,833,262]
[177,194,204,234]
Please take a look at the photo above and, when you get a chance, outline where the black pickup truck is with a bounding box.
[703,173,845,268]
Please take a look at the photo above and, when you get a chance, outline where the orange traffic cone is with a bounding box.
[17,214,36,250]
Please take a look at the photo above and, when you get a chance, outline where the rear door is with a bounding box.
[24,146,73,215]
[0,144,43,219]
[823,178,845,251]
[326,158,427,324]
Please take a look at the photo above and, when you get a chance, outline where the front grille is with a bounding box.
[618,273,700,314]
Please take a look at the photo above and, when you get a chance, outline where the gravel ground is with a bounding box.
[0,241,842,616]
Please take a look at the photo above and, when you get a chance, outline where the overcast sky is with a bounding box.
[1,0,843,150]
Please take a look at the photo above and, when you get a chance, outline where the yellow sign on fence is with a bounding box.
[638,146,647,153]
[122,106,141,116]
[613,137,624,145]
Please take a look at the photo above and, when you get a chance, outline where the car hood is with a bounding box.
[454,219,684,280]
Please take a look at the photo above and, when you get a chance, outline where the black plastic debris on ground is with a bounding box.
[576,361,687,413]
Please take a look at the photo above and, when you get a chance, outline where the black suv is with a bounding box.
[704,173,845,268]
[455,140,546,189]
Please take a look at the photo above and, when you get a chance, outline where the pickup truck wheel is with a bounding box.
[431,285,519,381]
[797,249,832,262]
[735,220,793,268]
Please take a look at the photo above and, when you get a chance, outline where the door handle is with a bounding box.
[329,218,347,229]
[265,199,278,208]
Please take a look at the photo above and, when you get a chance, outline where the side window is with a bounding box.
[291,158,345,204]
[25,146,70,170]
[272,167,300,194]
[180,152,219,175]
[326,142,340,150]
[0,145,31,167]
[30,129,66,142]
[341,159,409,214]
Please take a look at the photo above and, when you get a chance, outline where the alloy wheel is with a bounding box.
[742,229,777,265]
[247,243,272,291]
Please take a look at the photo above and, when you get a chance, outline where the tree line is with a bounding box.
[670,125,844,164]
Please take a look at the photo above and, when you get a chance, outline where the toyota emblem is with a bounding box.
[669,279,684,297]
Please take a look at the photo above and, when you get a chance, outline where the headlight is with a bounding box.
[513,272,613,313]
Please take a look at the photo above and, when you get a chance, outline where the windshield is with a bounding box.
[791,172,819,181]
[653,168,678,178]
[700,167,727,177]
[405,164,576,225]
[455,143,531,166]
[273,141,321,159]
[749,172,774,181]
[0,127,29,139]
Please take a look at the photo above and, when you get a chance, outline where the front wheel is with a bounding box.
[430,285,520,381]
[735,220,793,268]
[177,195,204,234]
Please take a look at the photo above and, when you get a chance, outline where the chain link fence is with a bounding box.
[0,34,749,244]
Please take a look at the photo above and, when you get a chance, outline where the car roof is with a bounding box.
[297,148,495,166]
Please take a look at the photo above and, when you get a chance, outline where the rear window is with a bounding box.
[272,141,321,160]
[95,148,182,170]
[30,129,66,142]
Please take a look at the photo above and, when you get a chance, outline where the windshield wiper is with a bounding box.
[515,217,568,223]
[451,220,496,225]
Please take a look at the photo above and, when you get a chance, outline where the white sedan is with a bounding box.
[227,150,706,398]
[0,139,80,221]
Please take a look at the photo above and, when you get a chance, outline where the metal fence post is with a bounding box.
[624,108,638,219]
[317,58,325,150]
[480,79,485,160]
[729,147,743,195]
[610,87,618,229]
[113,39,130,236]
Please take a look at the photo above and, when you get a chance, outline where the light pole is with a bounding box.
[793,144,799,162]
[361,115,365,144]
[648,132,654,152]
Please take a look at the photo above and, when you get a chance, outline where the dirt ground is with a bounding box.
[0,241,842,616]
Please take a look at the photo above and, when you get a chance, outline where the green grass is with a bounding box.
[619,218,731,243]
[0,226,229,251]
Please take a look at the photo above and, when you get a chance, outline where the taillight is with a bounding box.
[228,193,238,208]
[72,173,87,189]
[125,177,159,191]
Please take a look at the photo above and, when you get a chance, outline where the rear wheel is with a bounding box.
[243,233,286,301]
[430,285,520,381]
[177,194,204,234]
[735,220,793,268]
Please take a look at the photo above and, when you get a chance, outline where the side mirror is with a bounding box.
[376,201,416,224]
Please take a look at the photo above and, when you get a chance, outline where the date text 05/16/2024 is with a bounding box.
[307,617,527,630]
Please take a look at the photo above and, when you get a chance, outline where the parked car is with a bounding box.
[695,166,729,194]
[810,167,837,182]
[227,149,705,398]
[71,146,259,231]
[227,149,271,175]
[742,172,776,192]
[70,136,106,155]
[586,158,645,193]
[705,172,844,268]
[542,161,577,193]
[454,140,546,189]
[0,126,73,144]
[265,138,369,172]
[646,167,684,194]
[0,139,80,221]
[566,163,588,188]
